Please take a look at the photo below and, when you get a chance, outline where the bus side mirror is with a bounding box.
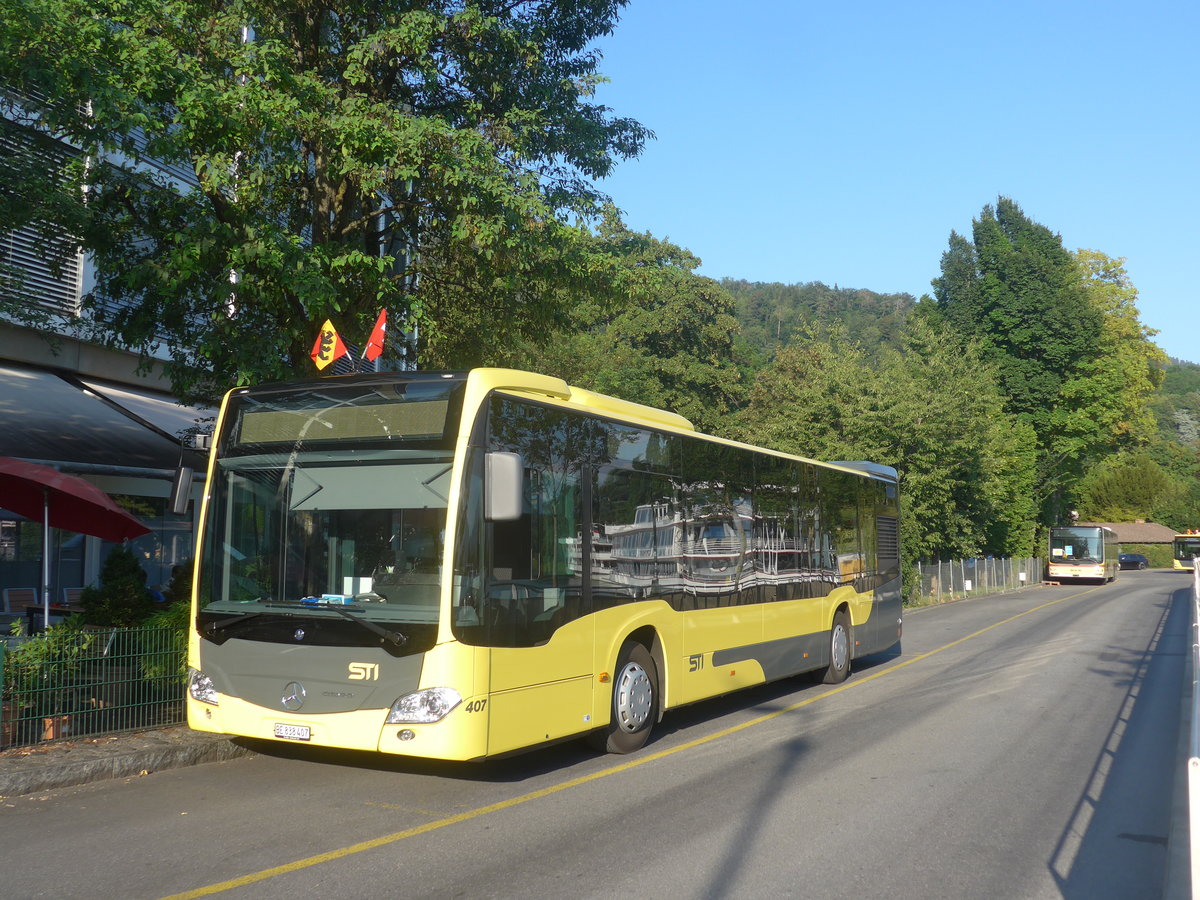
[485,452,523,522]
[170,466,194,516]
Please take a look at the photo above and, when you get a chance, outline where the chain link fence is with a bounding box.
[1,624,186,750]
[916,557,1045,605]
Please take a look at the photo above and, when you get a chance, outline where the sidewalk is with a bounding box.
[0,727,252,797]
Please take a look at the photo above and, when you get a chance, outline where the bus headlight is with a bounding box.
[386,688,462,724]
[188,668,219,706]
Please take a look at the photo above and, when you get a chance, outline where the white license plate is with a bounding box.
[273,723,311,741]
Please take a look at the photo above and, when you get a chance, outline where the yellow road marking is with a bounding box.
[161,587,1096,899]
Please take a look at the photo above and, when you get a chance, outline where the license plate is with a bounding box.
[274,723,311,741]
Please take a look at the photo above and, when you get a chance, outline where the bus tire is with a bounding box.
[818,609,851,685]
[594,640,658,754]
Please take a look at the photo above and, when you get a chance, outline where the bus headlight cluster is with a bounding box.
[188,668,219,706]
[386,687,461,724]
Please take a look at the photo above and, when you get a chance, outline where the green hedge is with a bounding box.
[1120,543,1174,568]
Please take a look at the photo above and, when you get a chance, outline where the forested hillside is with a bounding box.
[723,279,915,361]
[1156,359,1200,445]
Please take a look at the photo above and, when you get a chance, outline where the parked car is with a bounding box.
[1119,553,1149,570]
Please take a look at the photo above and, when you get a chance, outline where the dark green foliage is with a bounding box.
[79,546,156,627]
[1117,544,1173,569]
[522,214,747,434]
[1151,481,1200,533]
[732,315,1039,562]
[1077,453,1175,522]
[140,600,190,685]
[163,559,194,606]
[932,197,1102,428]
[1154,359,1200,447]
[1163,359,1200,395]
[0,0,647,402]
[3,617,94,701]
[724,278,915,361]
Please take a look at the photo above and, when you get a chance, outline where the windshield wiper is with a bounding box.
[264,601,409,649]
[203,611,263,641]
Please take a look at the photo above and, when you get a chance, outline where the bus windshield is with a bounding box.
[1049,528,1104,563]
[197,377,464,649]
[1175,536,1200,561]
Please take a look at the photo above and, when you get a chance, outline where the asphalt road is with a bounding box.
[0,571,1190,900]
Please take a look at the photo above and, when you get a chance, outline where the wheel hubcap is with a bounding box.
[831,623,848,672]
[615,661,653,732]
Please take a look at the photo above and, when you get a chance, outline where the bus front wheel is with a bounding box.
[593,640,658,754]
[818,609,852,685]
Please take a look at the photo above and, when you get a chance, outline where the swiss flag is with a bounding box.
[364,309,387,361]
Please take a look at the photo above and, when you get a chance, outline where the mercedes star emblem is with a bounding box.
[282,681,306,711]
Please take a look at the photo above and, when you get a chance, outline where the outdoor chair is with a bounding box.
[1,588,37,614]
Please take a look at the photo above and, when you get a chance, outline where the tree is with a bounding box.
[721,278,915,361]
[731,323,874,462]
[1152,360,1200,447]
[79,545,156,626]
[1077,453,1175,523]
[734,314,1039,562]
[524,213,746,434]
[0,0,648,402]
[932,197,1102,431]
[928,199,1177,523]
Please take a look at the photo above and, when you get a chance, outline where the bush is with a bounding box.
[139,600,190,685]
[80,546,156,626]
[1119,543,1174,569]
[3,617,95,715]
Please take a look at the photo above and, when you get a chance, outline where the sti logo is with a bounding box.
[348,662,380,681]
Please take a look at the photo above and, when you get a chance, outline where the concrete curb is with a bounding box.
[1166,589,1196,899]
[0,728,253,797]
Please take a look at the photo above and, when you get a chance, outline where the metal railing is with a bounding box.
[916,557,1044,604]
[1188,558,1200,898]
[0,624,186,749]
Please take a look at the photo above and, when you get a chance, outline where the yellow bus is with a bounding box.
[1173,531,1200,572]
[186,369,901,759]
[1047,525,1119,583]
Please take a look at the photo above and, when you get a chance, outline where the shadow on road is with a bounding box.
[1047,582,1190,898]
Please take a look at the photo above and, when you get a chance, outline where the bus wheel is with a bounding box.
[595,640,658,754]
[818,610,851,685]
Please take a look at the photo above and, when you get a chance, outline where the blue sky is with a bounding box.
[590,0,1198,364]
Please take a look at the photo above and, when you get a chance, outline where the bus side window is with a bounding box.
[486,397,587,645]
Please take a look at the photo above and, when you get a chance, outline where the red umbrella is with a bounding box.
[0,456,151,624]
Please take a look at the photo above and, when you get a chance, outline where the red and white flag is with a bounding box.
[363,309,387,361]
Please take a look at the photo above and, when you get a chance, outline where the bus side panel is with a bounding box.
[486,615,595,756]
[854,578,903,658]
[590,601,681,721]
[703,581,900,685]
[680,603,765,703]
[759,591,834,676]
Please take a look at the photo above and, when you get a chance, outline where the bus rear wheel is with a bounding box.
[818,609,851,685]
[592,640,658,754]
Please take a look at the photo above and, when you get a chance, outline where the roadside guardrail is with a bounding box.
[1189,558,1199,898]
